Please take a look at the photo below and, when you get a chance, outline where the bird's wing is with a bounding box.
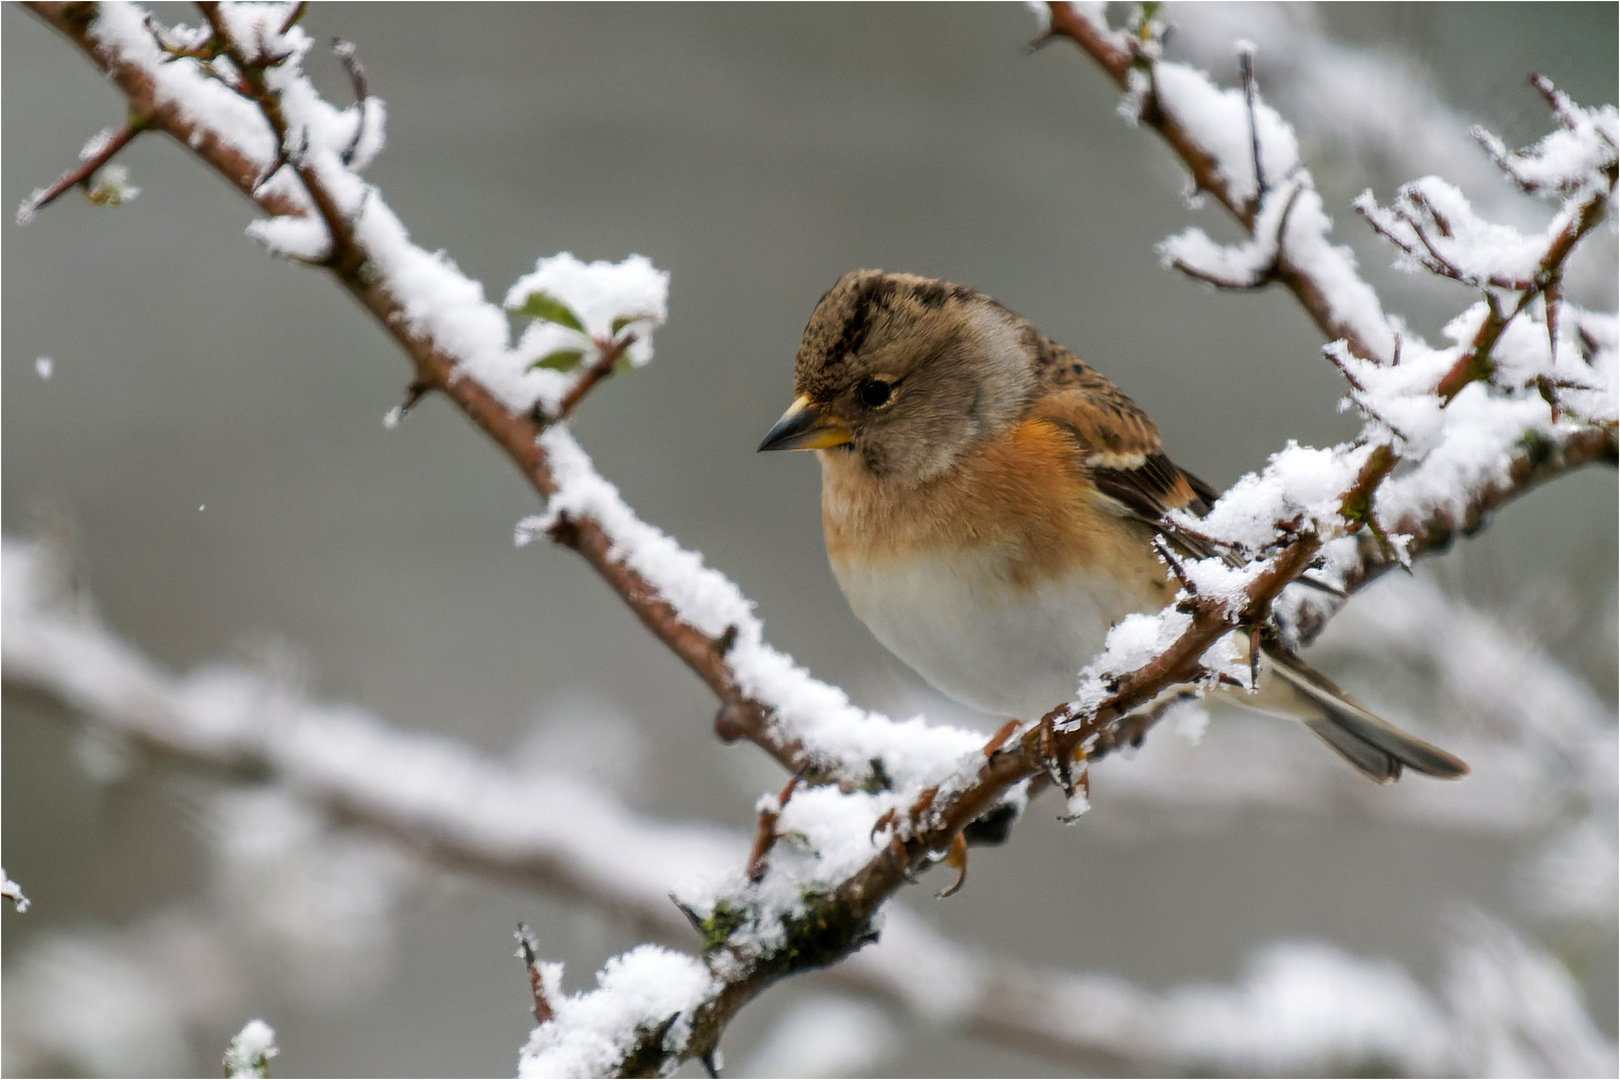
[1024,345,1222,559]
[1027,339,1354,596]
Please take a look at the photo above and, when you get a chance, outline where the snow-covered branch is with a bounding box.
[6,538,1611,1077]
[22,0,994,800]
[18,3,1616,1074]
[1041,1,1616,638]
[1042,0,1397,362]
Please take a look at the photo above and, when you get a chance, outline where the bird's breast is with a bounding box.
[816,428,1175,719]
[830,545,1160,719]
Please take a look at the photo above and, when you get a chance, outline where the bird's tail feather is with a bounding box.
[1244,643,1469,783]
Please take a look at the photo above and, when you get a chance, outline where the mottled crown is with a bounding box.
[792,270,986,402]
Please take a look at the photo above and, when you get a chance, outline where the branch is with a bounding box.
[20,5,1617,1074]
[551,331,636,423]
[1430,187,1613,401]
[1044,2,1397,361]
[11,538,1609,1077]
[16,117,146,223]
[21,0,992,794]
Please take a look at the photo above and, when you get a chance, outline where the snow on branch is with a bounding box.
[1474,76,1619,201]
[6,537,1610,1078]
[21,0,995,800]
[0,537,739,928]
[1042,1,1396,362]
[1042,1,1616,629]
[19,3,1618,1074]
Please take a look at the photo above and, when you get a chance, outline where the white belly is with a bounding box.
[830,547,1151,720]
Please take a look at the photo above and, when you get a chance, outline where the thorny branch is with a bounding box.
[20,3,1617,1075]
[1044,1,1388,361]
[4,553,1355,1077]
[16,118,146,221]
[22,0,800,780]
[1429,186,1615,402]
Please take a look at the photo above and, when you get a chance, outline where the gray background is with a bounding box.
[4,4,1615,1076]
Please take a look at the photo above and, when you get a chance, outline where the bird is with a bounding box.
[757,269,1467,783]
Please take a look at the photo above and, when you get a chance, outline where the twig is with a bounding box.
[332,39,369,166]
[8,549,1611,1076]
[745,772,801,883]
[17,118,145,222]
[1239,44,1265,208]
[20,7,1618,1073]
[277,0,308,37]
[1044,2,1390,361]
[22,1,805,780]
[515,924,554,1024]
[551,333,637,424]
[1432,185,1611,402]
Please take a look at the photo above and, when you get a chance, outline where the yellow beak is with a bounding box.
[757,395,853,452]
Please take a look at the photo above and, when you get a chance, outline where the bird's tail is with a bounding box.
[1235,642,1469,783]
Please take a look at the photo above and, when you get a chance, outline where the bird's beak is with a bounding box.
[757,395,853,452]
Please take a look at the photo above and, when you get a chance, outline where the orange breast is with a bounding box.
[821,417,1172,596]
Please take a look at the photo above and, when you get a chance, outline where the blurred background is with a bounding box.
[3,3,1615,1076]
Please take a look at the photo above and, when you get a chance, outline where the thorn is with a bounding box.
[745,771,802,883]
[1364,515,1407,571]
[669,894,706,936]
[397,380,431,419]
[745,812,777,884]
[1239,44,1266,206]
[1056,760,1092,823]
[514,923,553,1024]
[1536,375,1561,423]
[936,832,969,898]
[1294,573,1349,599]
[869,807,897,844]
[711,624,739,656]
[981,719,1021,758]
[1152,535,1197,592]
[277,0,309,36]
[333,38,370,165]
[701,1050,722,1079]
[649,1012,681,1048]
[1544,278,1562,370]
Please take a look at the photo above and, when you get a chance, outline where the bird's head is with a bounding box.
[758,270,1037,483]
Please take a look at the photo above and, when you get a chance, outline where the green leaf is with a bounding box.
[530,349,585,372]
[614,352,637,377]
[611,315,634,336]
[513,291,585,333]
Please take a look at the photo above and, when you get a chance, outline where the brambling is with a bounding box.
[759,270,1467,783]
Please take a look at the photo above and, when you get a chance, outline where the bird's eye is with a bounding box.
[858,378,894,409]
